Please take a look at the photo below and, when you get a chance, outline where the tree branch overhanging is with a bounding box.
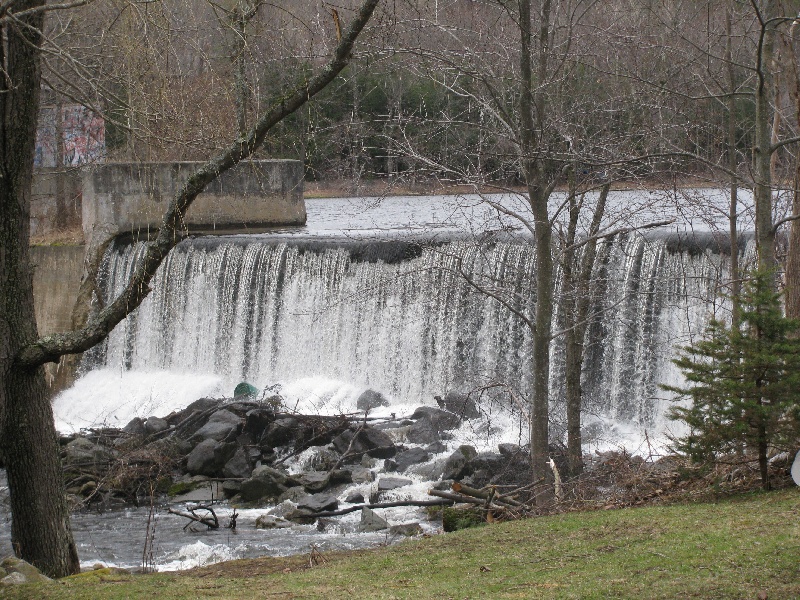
[14,0,381,370]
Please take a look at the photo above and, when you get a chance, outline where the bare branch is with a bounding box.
[14,0,381,369]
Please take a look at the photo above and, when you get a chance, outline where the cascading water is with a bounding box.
[28,192,752,571]
[71,229,739,449]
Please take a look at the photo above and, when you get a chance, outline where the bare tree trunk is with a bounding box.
[0,0,80,576]
[753,0,778,271]
[726,5,741,326]
[788,166,800,318]
[783,16,800,321]
[563,183,609,477]
[519,0,554,506]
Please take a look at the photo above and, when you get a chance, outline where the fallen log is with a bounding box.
[304,498,454,518]
[452,482,524,507]
[428,489,511,512]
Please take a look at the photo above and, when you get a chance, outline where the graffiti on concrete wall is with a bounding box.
[34,105,105,167]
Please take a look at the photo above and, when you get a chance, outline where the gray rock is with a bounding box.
[143,417,169,435]
[346,466,375,483]
[329,469,353,485]
[332,428,396,460]
[356,389,390,411]
[383,459,398,472]
[426,441,447,454]
[240,465,297,502]
[439,445,478,480]
[435,391,480,419]
[297,471,330,493]
[395,448,430,472]
[186,439,235,477]
[1,557,52,583]
[222,480,242,498]
[297,494,338,513]
[345,492,365,504]
[389,522,424,536]
[261,418,298,448]
[377,476,412,491]
[269,500,298,518]
[1,572,27,586]
[498,443,522,458]
[285,508,316,524]
[192,409,242,442]
[358,507,388,532]
[278,486,309,503]
[254,514,293,529]
[243,409,275,438]
[410,406,461,431]
[122,417,146,436]
[470,452,504,472]
[308,446,341,472]
[316,518,337,532]
[63,437,117,467]
[406,419,441,445]
[222,447,252,479]
[185,398,223,413]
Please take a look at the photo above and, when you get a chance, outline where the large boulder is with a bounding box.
[0,557,52,584]
[345,466,375,483]
[239,465,297,502]
[438,445,478,480]
[464,452,505,487]
[261,418,299,448]
[143,417,169,435]
[377,476,412,491]
[191,409,242,442]
[243,408,275,438]
[406,420,440,445]
[62,437,117,470]
[307,446,341,471]
[410,406,461,431]
[395,447,430,472]
[358,507,388,532]
[222,447,253,479]
[332,428,396,460]
[356,389,390,411]
[122,417,146,436]
[297,494,338,513]
[435,391,480,420]
[254,514,293,529]
[186,440,237,477]
[297,471,331,493]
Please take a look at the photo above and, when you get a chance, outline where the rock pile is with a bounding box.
[54,390,545,525]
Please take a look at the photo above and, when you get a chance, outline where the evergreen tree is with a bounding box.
[664,269,800,489]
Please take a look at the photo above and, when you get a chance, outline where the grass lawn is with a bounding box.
[4,488,799,599]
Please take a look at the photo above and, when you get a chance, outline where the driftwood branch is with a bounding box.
[14,0,381,369]
[168,505,220,530]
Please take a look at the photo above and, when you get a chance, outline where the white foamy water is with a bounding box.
[53,369,226,433]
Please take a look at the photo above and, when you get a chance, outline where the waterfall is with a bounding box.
[76,231,738,446]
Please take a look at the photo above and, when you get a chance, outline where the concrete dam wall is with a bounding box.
[31,160,305,391]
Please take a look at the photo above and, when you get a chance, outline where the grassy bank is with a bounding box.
[6,489,799,599]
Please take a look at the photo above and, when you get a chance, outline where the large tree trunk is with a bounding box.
[753,0,778,271]
[0,0,81,576]
[518,0,555,508]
